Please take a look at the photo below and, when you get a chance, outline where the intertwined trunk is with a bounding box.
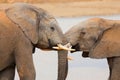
[57,50,68,80]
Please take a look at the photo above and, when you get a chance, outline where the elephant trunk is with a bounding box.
[57,50,68,80]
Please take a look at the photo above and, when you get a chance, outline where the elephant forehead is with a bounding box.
[78,20,100,29]
[42,18,56,24]
[88,18,103,23]
[85,18,108,28]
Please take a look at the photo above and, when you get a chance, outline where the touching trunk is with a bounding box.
[57,50,68,80]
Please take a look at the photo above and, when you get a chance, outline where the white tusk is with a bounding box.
[53,46,61,50]
[57,44,75,51]
[53,43,75,51]
[67,56,73,60]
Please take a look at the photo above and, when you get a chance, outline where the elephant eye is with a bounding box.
[91,36,97,42]
[81,31,86,35]
[80,31,86,38]
[50,27,55,31]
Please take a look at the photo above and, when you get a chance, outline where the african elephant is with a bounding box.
[65,17,120,80]
[0,3,69,80]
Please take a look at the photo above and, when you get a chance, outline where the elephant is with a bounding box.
[0,3,70,80]
[65,17,120,80]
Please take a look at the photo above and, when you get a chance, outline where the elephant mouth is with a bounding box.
[48,39,53,49]
[82,51,89,57]
[71,43,80,53]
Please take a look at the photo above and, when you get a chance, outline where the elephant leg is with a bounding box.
[15,52,35,80]
[110,57,120,80]
[0,64,15,80]
[14,38,36,80]
[107,57,114,80]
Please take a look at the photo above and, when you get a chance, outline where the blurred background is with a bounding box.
[0,0,120,3]
[0,0,120,17]
[0,0,120,80]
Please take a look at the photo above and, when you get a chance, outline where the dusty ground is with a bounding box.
[0,1,120,17]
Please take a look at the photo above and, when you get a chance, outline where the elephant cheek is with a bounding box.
[57,50,68,80]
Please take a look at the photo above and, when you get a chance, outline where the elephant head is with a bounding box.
[6,3,69,80]
[65,18,120,59]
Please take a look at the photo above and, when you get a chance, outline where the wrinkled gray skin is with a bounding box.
[0,3,68,80]
[65,18,120,80]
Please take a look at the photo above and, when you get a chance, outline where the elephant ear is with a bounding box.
[89,24,120,58]
[6,3,38,44]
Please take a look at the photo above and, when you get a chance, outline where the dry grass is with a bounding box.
[0,1,120,17]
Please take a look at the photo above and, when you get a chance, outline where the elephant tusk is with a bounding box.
[57,43,75,51]
[53,43,75,51]
[52,46,60,50]
[67,56,73,60]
